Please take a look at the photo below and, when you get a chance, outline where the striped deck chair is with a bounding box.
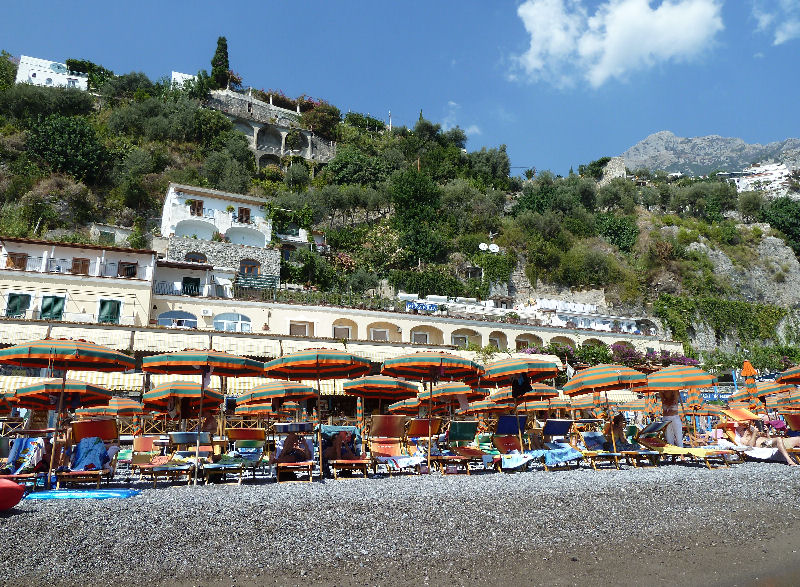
[224,428,267,481]
[535,419,583,471]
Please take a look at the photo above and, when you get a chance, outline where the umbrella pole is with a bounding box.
[604,389,617,454]
[427,382,432,473]
[514,401,524,451]
[45,370,67,490]
[316,374,323,480]
[193,367,207,486]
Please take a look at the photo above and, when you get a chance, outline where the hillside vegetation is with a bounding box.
[2,44,800,372]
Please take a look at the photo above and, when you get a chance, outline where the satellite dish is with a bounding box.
[478,242,489,251]
[488,244,500,253]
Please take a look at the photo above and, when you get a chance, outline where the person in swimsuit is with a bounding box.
[734,422,800,466]
[272,432,311,464]
[322,431,357,461]
[659,390,683,447]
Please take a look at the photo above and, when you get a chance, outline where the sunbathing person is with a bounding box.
[602,414,637,451]
[733,423,800,465]
[322,431,357,461]
[271,432,312,464]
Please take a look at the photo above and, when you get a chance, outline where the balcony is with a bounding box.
[153,281,230,298]
[2,255,148,280]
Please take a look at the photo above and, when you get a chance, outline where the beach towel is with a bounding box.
[3,437,46,475]
[25,488,141,500]
[481,452,534,470]
[70,437,110,472]
[531,443,583,466]
[715,438,778,461]
[373,455,425,470]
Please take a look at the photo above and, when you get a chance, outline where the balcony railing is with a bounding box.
[2,255,147,279]
[153,281,230,298]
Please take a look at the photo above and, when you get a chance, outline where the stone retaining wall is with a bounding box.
[167,237,280,277]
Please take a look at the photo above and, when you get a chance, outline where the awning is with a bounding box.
[50,326,132,350]
[0,324,49,345]
[132,330,210,353]
[0,376,49,392]
[211,336,281,358]
[216,277,232,286]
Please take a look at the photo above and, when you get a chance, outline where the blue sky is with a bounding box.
[2,1,798,175]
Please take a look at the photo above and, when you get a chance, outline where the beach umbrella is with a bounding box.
[755,381,795,399]
[459,398,512,415]
[356,397,365,437]
[620,398,647,412]
[8,379,113,411]
[777,365,800,385]
[387,397,420,415]
[143,350,264,484]
[563,364,646,451]
[75,397,146,418]
[263,348,371,474]
[482,356,560,384]
[234,402,278,417]
[489,383,558,404]
[238,381,318,405]
[343,375,420,411]
[0,338,135,488]
[420,382,486,404]
[382,351,484,469]
[645,365,717,392]
[143,381,224,413]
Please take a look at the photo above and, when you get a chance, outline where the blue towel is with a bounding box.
[26,489,140,500]
[71,437,109,472]
[527,445,583,466]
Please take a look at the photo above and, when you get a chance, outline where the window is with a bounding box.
[333,326,351,340]
[182,277,201,296]
[6,253,28,270]
[157,311,197,329]
[289,322,310,337]
[117,262,138,278]
[98,231,115,245]
[213,312,251,332]
[67,78,77,88]
[98,300,121,324]
[239,259,260,275]
[189,199,204,216]
[185,252,207,264]
[282,223,300,237]
[281,246,295,261]
[451,335,468,348]
[237,207,251,223]
[45,78,53,85]
[412,331,429,344]
[40,296,65,320]
[370,329,389,342]
[6,293,31,318]
[71,257,90,275]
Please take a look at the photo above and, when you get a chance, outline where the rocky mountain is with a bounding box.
[623,130,800,175]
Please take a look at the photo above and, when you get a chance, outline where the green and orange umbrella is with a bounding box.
[263,348,370,380]
[755,381,795,399]
[482,356,560,384]
[489,383,558,404]
[419,382,486,404]
[7,378,113,411]
[343,375,419,401]
[777,365,800,385]
[143,381,224,410]
[238,381,318,405]
[459,398,511,415]
[75,397,146,418]
[645,365,717,392]
[387,397,421,415]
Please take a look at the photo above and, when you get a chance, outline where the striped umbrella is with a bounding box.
[646,365,717,392]
[755,381,795,399]
[387,397,421,415]
[459,398,512,415]
[620,397,647,412]
[563,364,646,396]
[263,348,370,380]
[356,396,365,436]
[482,357,560,384]
[419,382,486,405]
[238,381,318,405]
[143,381,224,411]
[777,365,800,385]
[75,397,146,418]
[342,375,419,401]
[489,383,558,404]
[234,403,279,417]
[771,389,800,411]
[8,378,113,411]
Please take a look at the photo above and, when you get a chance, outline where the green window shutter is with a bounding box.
[6,294,31,317]
[41,296,65,320]
[98,300,121,324]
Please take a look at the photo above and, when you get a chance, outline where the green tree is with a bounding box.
[738,191,764,222]
[65,58,114,92]
[27,115,106,181]
[0,50,17,91]
[761,197,800,255]
[388,168,440,229]
[300,102,342,140]
[210,36,230,89]
[0,84,94,125]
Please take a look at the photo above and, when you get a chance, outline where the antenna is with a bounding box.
[488,244,500,253]
[478,242,489,251]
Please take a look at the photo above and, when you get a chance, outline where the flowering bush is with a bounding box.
[611,342,644,366]
[330,251,356,272]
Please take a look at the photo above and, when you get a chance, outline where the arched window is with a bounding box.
[213,312,251,332]
[185,252,207,263]
[157,310,197,329]
[239,259,260,275]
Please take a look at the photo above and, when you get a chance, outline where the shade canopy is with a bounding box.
[387,397,420,415]
[459,398,511,414]
[381,351,483,382]
[482,357,560,384]
[143,350,264,377]
[0,338,135,372]
[237,381,318,405]
[646,365,717,392]
[418,382,486,404]
[489,383,558,404]
[342,375,419,400]
[755,381,795,399]
[8,378,114,410]
[263,349,370,380]
[76,397,146,418]
[777,365,800,385]
[562,364,646,397]
[234,402,280,417]
[143,381,224,411]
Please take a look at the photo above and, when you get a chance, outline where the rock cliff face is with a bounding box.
[623,130,800,175]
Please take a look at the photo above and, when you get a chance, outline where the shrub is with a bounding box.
[0,85,94,125]
[27,115,107,181]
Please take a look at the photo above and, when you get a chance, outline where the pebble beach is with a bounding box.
[3,461,800,586]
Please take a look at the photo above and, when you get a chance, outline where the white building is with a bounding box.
[14,55,88,90]
[171,71,196,88]
[732,163,793,198]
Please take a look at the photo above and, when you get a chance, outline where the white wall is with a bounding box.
[15,56,88,90]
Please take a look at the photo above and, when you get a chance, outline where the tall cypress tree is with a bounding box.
[210,36,230,89]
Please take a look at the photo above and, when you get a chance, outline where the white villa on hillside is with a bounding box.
[731,163,793,198]
[14,55,88,90]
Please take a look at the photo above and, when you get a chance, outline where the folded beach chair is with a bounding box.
[223,428,267,482]
[368,415,423,475]
[637,420,733,470]
[0,435,48,490]
[56,419,120,489]
[274,422,316,483]
[431,420,481,475]
[533,419,584,471]
[320,424,369,479]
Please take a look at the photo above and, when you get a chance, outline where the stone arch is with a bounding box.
[410,325,443,345]
[184,251,208,264]
[332,318,358,340]
[157,310,197,329]
[488,331,508,350]
[636,319,658,336]
[259,153,281,168]
[612,340,635,350]
[451,328,480,348]
[239,258,261,275]
[515,333,543,351]
[233,120,255,143]
[549,335,576,348]
[257,126,282,150]
[174,218,216,240]
[226,226,266,248]
[366,320,401,343]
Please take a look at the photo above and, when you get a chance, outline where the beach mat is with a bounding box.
[25,489,141,500]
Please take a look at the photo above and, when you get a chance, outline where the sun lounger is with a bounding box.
[129,436,160,478]
[431,420,481,475]
[533,419,583,471]
[368,415,423,475]
[56,419,119,489]
[138,454,194,488]
[320,425,369,479]
[637,420,734,470]
[483,415,536,472]
[0,435,48,490]
[274,422,315,482]
[223,428,267,482]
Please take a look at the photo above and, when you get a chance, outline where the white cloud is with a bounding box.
[464,125,482,136]
[511,0,724,88]
[753,0,800,45]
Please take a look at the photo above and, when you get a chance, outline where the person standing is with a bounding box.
[660,390,683,447]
